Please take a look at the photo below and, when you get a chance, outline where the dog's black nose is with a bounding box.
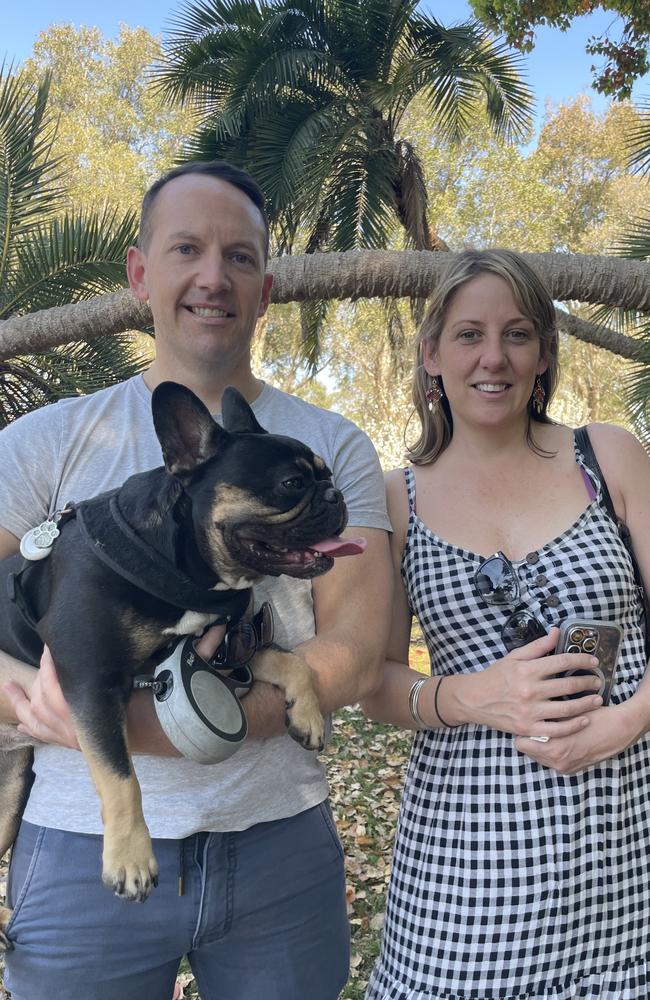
[324,487,343,504]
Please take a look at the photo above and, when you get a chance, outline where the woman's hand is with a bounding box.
[451,627,603,738]
[515,700,643,773]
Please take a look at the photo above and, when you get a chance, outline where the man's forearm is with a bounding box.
[296,630,383,715]
[126,678,288,753]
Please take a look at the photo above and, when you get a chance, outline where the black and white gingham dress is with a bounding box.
[366,440,650,1000]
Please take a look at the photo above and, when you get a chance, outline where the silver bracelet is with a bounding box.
[408,677,429,729]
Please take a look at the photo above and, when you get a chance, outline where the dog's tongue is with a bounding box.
[312,536,367,558]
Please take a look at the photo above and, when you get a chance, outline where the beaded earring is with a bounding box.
[425,376,444,414]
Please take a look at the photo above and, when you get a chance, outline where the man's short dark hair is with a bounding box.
[138,160,269,258]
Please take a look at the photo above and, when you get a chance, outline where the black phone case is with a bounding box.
[556,619,623,706]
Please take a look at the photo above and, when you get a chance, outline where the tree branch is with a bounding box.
[555,307,643,361]
[1,251,650,361]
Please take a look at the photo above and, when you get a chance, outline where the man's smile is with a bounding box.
[185,305,234,319]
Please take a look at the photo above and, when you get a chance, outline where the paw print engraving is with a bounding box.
[31,520,60,548]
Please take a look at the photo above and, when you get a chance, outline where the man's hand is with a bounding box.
[3,646,80,750]
[195,623,226,661]
[1,623,230,754]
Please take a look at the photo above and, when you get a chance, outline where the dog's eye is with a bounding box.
[281,476,305,491]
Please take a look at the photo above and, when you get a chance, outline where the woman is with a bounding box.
[363,249,650,999]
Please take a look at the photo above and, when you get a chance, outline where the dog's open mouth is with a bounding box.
[238,535,367,578]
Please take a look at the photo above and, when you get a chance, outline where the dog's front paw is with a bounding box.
[0,906,13,951]
[102,834,159,902]
[285,694,325,752]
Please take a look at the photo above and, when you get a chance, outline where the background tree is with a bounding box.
[589,94,650,446]
[156,0,533,358]
[469,1,650,99]
[21,24,192,215]
[0,65,150,426]
[158,0,532,254]
[254,94,650,464]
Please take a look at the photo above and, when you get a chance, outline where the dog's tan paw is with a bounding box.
[102,842,159,902]
[285,695,325,752]
[0,905,13,951]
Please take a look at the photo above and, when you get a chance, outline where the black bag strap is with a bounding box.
[576,425,649,658]
[574,426,616,520]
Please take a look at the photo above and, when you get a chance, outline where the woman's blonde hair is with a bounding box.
[408,249,559,465]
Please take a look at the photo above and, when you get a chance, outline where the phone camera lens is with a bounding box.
[569,628,585,643]
[582,637,597,653]
[567,644,581,654]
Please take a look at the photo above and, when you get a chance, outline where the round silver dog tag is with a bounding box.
[19,520,60,561]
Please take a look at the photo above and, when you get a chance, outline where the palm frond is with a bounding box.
[299,296,330,371]
[626,97,650,176]
[625,327,650,450]
[0,335,150,428]
[2,206,137,318]
[0,66,67,288]
[394,139,431,249]
[395,19,532,142]
[612,215,650,260]
[324,140,397,251]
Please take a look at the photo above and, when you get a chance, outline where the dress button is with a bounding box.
[534,574,548,587]
[544,595,560,608]
[525,552,540,565]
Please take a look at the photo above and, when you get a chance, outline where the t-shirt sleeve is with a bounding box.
[0,405,62,539]
[329,418,391,532]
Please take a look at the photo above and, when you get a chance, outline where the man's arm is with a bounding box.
[296,526,392,711]
[131,526,392,744]
[0,527,40,725]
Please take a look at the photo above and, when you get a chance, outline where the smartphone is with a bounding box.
[556,619,623,706]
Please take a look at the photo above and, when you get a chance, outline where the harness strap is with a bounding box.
[77,490,250,621]
[7,566,40,630]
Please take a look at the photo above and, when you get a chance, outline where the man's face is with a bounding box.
[127,174,272,373]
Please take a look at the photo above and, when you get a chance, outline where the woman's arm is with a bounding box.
[518,423,650,773]
[361,469,603,737]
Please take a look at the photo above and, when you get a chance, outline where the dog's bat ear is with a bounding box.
[152,382,229,478]
[221,386,267,435]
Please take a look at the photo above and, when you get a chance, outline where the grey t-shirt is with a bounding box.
[0,375,390,837]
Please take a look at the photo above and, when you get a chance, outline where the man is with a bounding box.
[0,161,392,1000]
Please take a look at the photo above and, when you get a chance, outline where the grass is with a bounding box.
[0,641,425,999]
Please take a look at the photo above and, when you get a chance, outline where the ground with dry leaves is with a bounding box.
[0,645,427,1000]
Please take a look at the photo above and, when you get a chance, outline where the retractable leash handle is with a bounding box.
[134,637,253,764]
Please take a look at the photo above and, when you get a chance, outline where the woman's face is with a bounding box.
[423,272,547,428]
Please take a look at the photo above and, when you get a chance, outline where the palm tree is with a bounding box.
[0,65,149,426]
[588,97,650,447]
[157,0,533,360]
[158,0,532,256]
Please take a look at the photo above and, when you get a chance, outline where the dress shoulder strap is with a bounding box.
[403,466,416,515]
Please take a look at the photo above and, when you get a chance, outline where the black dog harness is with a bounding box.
[12,494,250,625]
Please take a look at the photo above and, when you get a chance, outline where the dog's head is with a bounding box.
[152,382,365,589]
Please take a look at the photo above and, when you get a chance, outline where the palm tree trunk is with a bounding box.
[0,291,152,360]
[555,307,642,360]
[267,251,650,310]
[1,251,649,361]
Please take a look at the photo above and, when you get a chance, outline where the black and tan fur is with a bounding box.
[0,383,348,947]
